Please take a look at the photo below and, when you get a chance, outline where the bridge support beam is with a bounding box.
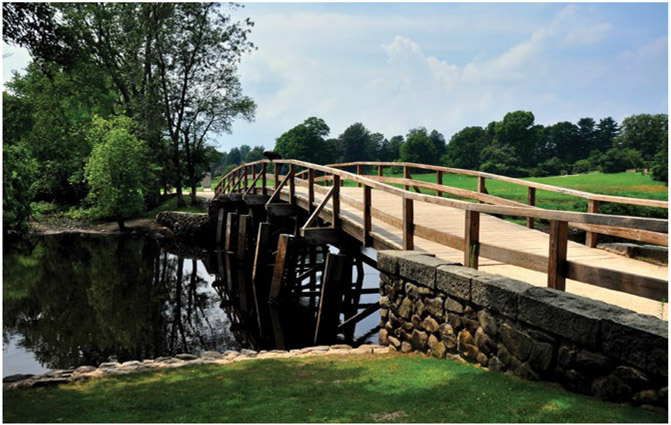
[585,200,599,247]
[548,220,568,291]
[464,210,480,269]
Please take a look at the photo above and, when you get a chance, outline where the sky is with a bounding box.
[2,2,668,152]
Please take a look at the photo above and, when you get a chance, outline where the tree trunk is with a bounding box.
[117,216,126,231]
[172,139,185,207]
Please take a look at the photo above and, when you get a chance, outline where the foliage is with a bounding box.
[400,128,437,165]
[651,148,668,184]
[479,143,528,177]
[616,114,668,163]
[572,159,597,175]
[491,110,541,168]
[600,148,645,174]
[83,116,148,228]
[3,354,664,423]
[3,144,37,234]
[274,117,337,164]
[443,126,489,169]
[336,122,380,163]
[378,135,404,162]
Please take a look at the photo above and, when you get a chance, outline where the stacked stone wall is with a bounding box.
[156,211,209,241]
[378,251,667,411]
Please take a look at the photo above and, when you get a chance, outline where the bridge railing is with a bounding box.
[323,161,669,247]
[215,160,668,302]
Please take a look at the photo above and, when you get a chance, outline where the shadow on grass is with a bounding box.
[3,354,667,423]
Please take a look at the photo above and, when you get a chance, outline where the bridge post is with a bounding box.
[274,162,279,190]
[289,163,295,205]
[548,220,568,291]
[436,170,443,197]
[477,176,487,203]
[403,196,414,250]
[378,165,383,177]
[527,187,536,229]
[363,185,372,246]
[356,164,361,187]
[308,168,315,214]
[403,166,410,191]
[261,162,267,196]
[585,200,599,247]
[464,210,480,269]
[332,175,341,228]
[243,166,248,191]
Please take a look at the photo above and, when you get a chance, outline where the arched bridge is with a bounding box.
[215,160,668,317]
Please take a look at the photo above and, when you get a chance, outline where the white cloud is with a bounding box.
[562,23,612,46]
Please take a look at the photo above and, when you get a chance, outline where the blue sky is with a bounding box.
[3,2,668,151]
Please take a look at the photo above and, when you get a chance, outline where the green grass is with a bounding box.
[143,195,207,218]
[3,354,665,423]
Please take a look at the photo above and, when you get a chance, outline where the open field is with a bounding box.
[3,353,665,423]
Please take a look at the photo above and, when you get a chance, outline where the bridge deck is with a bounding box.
[288,185,667,319]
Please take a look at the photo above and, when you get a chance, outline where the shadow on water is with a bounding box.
[3,233,379,376]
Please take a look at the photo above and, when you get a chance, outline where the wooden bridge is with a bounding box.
[215,160,668,318]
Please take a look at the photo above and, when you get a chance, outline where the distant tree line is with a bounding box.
[221,112,665,183]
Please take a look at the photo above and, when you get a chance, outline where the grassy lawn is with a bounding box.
[143,195,208,217]
[3,353,665,423]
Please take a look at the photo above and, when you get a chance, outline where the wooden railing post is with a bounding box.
[464,210,480,269]
[477,176,487,203]
[308,168,315,214]
[261,162,267,196]
[244,165,248,190]
[403,196,414,250]
[332,175,340,228]
[548,220,568,291]
[436,170,443,197]
[274,162,279,190]
[289,163,295,205]
[356,164,361,187]
[527,187,536,229]
[363,185,372,246]
[378,165,383,177]
[403,165,410,191]
[585,200,599,247]
[251,164,257,194]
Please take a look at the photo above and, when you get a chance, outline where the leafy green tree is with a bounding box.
[479,144,527,177]
[3,144,37,234]
[595,117,620,153]
[443,126,489,169]
[84,116,148,230]
[492,111,541,168]
[615,114,668,164]
[429,130,446,158]
[600,148,645,174]
[274,117,336,164]
[337,122,379,163]
[400,128,437,165]
[379,135,403,162]
[155,3,256,205]
[651,136,668,184]
[539,122,578,164]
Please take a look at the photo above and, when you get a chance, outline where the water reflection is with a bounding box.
[3,234,237,375]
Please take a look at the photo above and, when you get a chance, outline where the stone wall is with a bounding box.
[156,211,209,241]
[377,251,668,411]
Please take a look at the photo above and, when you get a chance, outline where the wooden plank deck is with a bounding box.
[286,185,668,320]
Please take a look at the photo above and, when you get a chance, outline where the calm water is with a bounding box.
[3,234,379,377]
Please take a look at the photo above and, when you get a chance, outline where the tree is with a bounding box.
[479,144,527,177]
[539,122,578,164]
[600,148,644,174]
[443,126,489,169]
[595,117,620,153]
[492,111,541,167]
[3,144,37,235]
[400,128,437,165]
[615,114,668,164]
[337,122,378,163]
[274,117,337,164]
[155,3,256,205]
[379,135,403,162]
[576,118,597,161]
[429,130,446,158]
[84,116,148,230]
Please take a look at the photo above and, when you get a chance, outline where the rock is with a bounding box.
[613,366,649,389]
[121,360,143,368]
[474,327,494,356]
[388,336,401,349]
[514,363,540,381]
[477,309,499,336]
[477,352,489,367]
[379,295,391,308]
[223,350,240,358]
[422,316,440,333]
[398,254,455,289]
[463,306,477,320]
[435,265,476,301]
[377,250,423,275]
[200,351,224,360]
[401,341,413,353]
[438,323,457,350]
[32,378,71,388]
[528,341,554,374]
[444,297,464,314]
[405,282,420,299]
[500,323,533,362]
[457,330,478,360]
[470,274,529,319]
[428,334,446,358]
[3,374,34,383]
[99,362,121,369]
[633,389,658,405]
[425,297,444,317]
[379,329,390,345]
[591,374,633,401]
[557,344,575,368]
[73,366,97,374]
[398,297,413,319]
[175,353,198,361]
[240,349,259,356]
[488,356,504,372]
[415,299,426,317]
[640,405,667,415]
[463,318,480,335]
[558,368,590,395]
[601,312,668,377]
[411,314,422,328]
[573,349,611,377]
[410,329,429,350]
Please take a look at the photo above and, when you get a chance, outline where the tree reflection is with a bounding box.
[3,234,239,370]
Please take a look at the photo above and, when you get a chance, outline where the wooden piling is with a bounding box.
[314,253,350,345]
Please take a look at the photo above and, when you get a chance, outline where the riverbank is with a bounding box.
[4,351,665,423]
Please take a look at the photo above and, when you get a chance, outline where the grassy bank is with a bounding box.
[3,353,665,423]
